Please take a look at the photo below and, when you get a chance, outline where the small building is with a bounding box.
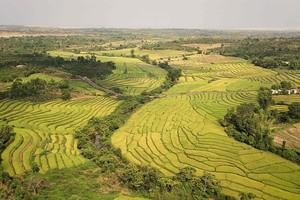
[16,65,26,69]
[272,88,299,95]
[290,89,298,95]
[271,89,282,95]
[271,89,278,95]
[282,61,290,66]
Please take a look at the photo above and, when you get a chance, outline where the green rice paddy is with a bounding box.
[1,96,119,175]
[112,54,300,199]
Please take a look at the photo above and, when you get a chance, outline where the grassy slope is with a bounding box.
[112,54,300,199]
[29,162,118,200]
[30,161,148,200]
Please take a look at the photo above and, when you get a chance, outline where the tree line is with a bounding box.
[0,78,71,101]
[0,53,116,80]
[218,38,300,70]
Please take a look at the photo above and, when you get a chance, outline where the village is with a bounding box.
[270,80,300,95]
[271,88,300,95]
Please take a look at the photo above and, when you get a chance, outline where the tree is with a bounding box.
[31,162,40,173]
[261,57,278,68]
[130,49,135,58]
[197,48,202,54]
[280,81,292,90]
[120,163,143,190]
[141,55,150,63]
[10,78,47,99]
[257,87,273,111]
[271,84,281,90]
[194,172,220,198]
[239,192,256,200]
[90,54,97,62]
[288,102,300,119]
[26,177,49,195]
[0,125,15,154]
[11,79,24,98]
[158,177,180,192]
[61,89,71,100]
[174,167,196,182]
[77,56,85,62]
[59,80,70,89]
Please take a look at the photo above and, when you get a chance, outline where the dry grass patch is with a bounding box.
[182,43,231,50]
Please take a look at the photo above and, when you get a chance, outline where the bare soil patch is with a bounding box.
[273,124,300,152]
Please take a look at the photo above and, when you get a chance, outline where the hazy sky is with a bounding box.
[1,0,300,29]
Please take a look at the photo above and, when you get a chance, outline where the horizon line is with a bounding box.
[1,24,300,32]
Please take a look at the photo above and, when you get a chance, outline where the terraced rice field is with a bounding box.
[48,51,167,95]
[1,96,119,175]
[273,95,300,104]
[112,93,300,199]
[273,125,300,152]
[166,55,300,94]
[95,56,167,95]
[112,55,300,199]
[22,73,63,82]
[69,80,106,96]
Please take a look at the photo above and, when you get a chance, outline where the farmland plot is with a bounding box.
[48,51,167,95]
[94,56,167,95]
[1,96,119,175]
[112,55,300,199]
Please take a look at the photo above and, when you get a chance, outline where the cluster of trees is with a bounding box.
[65,55,115,79]
[140,37,231,52]
[41,55,116,80]
[0,65,41,84]
[222,88,300,164]
[271,80,293,90]
[0,35,106,54]
[11,78,47,98]
[0,125,15,163]
[0,53,116,81]
[222,103,273,150]
[0,78,48,101]
[252,57,279,69]
[121,165,232,200]
[0,70,18,83]
[0,168,48,199]
[274,102,300,124]
[58,80,71,100]
[219,38,300,70]
[0,78,72,101]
